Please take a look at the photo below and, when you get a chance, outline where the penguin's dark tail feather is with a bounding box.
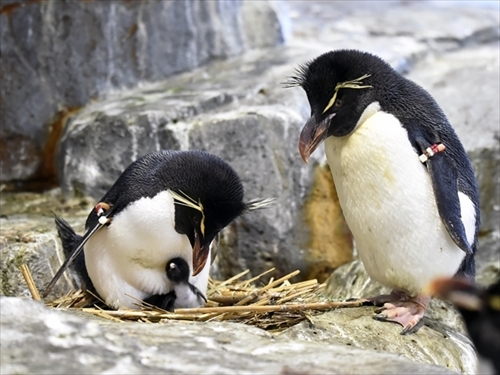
[457,245,476,281]
[54,215,83,258]
[52,213,95,293]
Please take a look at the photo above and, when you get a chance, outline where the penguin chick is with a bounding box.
[144,257,207,311]
[47,150,270,309]
[428,277,500,373]
[288,49,480,334]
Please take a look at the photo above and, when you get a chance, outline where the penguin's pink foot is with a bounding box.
[363,290,430,334]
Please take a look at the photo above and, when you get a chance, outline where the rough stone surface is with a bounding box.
[281,308,476,375]
[1,296,459,375]
[321,259,500,375]
[0,191,92,298]
[0,0,286,183]
[286,0,499,72]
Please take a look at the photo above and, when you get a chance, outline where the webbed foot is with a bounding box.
[368,291,430,334]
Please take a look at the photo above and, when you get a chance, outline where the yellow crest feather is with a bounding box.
[245,197,275,212]
[168,190,206,236]
[322,73,373,114]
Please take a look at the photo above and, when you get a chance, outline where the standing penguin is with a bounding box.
[288,49,480,333]
[45,150,269,309]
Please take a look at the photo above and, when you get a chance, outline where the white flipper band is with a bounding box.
[419,143,446,163]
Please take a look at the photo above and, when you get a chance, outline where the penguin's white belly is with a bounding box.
[84,190,210,309]
[325,108,466,294]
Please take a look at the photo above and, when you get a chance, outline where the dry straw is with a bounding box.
[21,264,361,332]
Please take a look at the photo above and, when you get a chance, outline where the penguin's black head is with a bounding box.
[171,188,244,277]
[287,49,395,162]
[104,150,271,278]
[166,257,190,284]
[167,151,267,276]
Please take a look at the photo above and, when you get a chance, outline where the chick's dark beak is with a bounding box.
[299,115,333,163]
[191,231,210,277]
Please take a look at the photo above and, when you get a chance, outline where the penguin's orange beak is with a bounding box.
[192,231,210,276]
[298,115,332,163]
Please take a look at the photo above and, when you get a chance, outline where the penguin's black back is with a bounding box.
[85,150,247,232]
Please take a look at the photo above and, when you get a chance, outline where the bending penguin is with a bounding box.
[45,150,270,309]
[288,49,480,333]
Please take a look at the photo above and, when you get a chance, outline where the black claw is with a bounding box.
[374,307,386,314]
[401,324,413,335]
[400,318,425,335]
[373,313,388,321]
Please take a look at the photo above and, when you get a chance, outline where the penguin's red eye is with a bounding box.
[334,98,344,108]
[192,216,199,224]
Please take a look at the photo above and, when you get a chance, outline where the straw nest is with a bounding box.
[22,265,361,333]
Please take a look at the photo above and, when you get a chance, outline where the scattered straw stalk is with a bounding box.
[22,264,361,332]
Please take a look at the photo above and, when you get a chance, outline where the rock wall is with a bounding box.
[0,296,469,375]
[0,0,285,186]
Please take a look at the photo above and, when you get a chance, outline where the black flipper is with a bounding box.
[188,283,208,303]
[405,126,472,255]
[426,153,472,254]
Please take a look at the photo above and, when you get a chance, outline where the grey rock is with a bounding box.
[286,0,499,72]
[281,309,475,374]
[286,1,500,44]
[318,258,499,374]
[317,259,492,374]
[54,0,500,281]
[0,215,73,299]
[0,0,286,182]
[0,190,91,298]
[0,296,458,375]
